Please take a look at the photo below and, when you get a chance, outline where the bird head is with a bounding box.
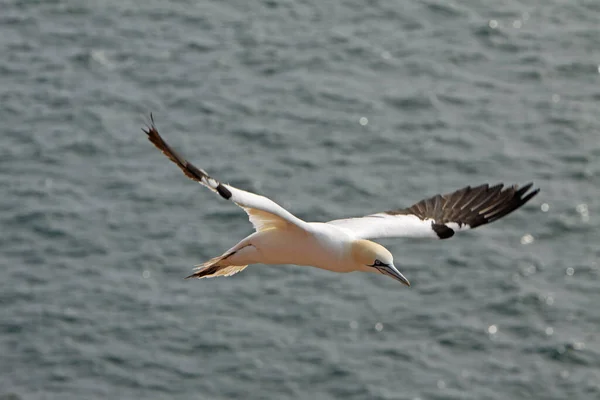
[350,240,410,287]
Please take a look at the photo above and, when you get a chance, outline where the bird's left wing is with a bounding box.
[142,115,309,232]
[327,183,539,240]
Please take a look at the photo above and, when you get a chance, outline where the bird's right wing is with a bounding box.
[142,115,309,232]
[327,183,539,240]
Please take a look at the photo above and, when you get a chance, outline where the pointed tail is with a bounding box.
[185,252,248,279]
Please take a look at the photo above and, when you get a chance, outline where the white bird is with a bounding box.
[142,115,539,287]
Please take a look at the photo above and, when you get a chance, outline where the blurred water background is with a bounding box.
[1,0,599,399]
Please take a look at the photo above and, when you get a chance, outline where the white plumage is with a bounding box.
[142,115,539,287]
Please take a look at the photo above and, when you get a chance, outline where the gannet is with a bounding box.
[142,115,539,287]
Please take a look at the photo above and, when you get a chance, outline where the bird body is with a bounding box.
[196,221,391,277]
[216,223,357,273]
[141,115,539,287]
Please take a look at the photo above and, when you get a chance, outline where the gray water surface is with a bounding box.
[1,1,599,399]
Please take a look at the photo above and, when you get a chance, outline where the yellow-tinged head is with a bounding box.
[351,240,393,266]
[350,240,410,287]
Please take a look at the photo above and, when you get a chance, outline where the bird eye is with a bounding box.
[374,260,382,266]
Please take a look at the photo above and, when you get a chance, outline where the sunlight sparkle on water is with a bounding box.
[91,49,115,69]
[489,20,498,29]
[521,234,534,245]
[576,204,589,222]
[488,324,498,334]
[359,117,369,126]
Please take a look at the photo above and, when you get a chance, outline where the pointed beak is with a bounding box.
[377,264,411,287]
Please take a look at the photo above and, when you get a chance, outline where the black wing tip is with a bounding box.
[139,114,230,197]
[391,181,540,234]
[141,112,157,136]
[474,181,539,226]
[474,181,539,200]
[462,181,538,194]
[141,113,170,154]
[514,182,540,201]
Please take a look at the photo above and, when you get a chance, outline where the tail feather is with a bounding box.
[185,264,248,279]
[185,251,247,279]
[192,254,229,271]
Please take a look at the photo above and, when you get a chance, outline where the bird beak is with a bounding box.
[377,264,411,287]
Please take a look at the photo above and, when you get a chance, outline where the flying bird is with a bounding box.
[141,115,539,287]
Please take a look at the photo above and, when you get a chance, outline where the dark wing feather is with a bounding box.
[386,183,539,237]
[141,114,232,199]
[140,114,310,232]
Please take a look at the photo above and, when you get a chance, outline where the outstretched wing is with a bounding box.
[142,114,308,232]
[327,183,539,239]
